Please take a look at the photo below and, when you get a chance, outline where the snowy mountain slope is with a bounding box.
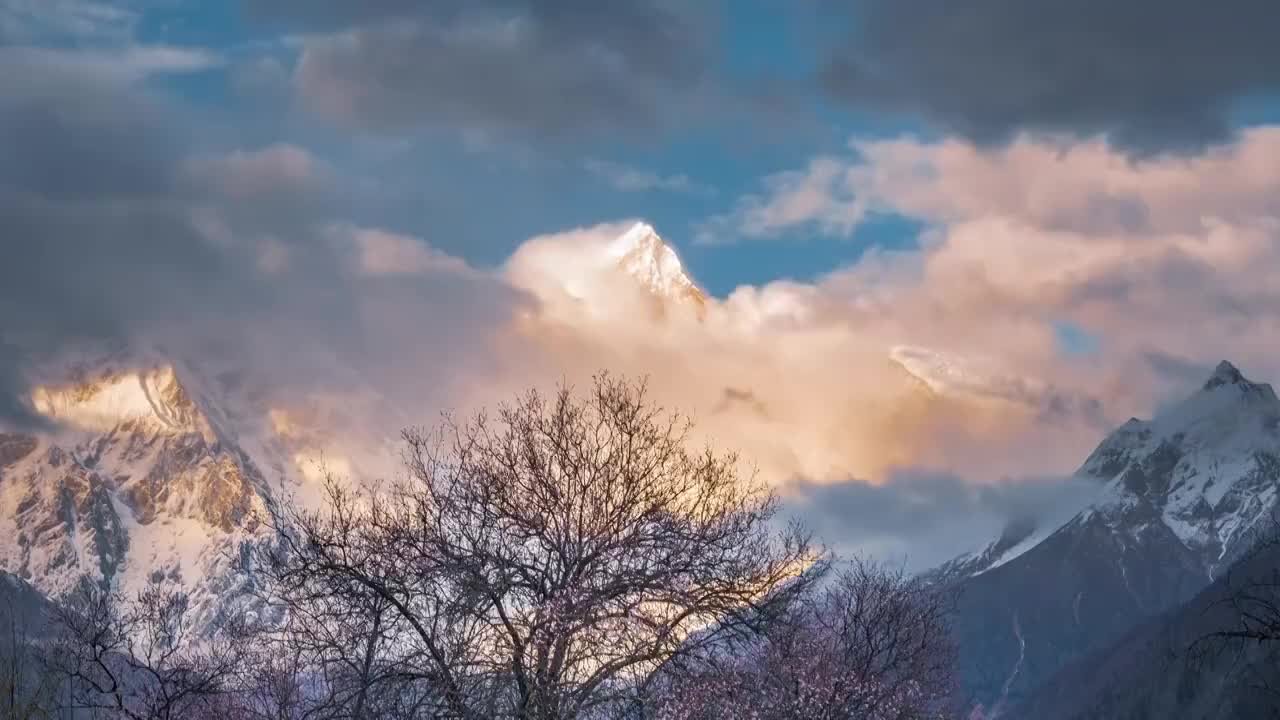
[925,517,1043,585]
[940,360,1280,713]
[0,358,285,630]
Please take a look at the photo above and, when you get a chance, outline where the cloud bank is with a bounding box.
[248,0,714,139]
[819,0,1280,152]
[496,220,1110,488]
[10,12,1280,564]
[711,129,1280,409]
[9,54,1274,502]
[0,50,524,440]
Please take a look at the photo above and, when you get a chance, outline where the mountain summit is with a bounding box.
[1204,359,1248,390]
[608,222,706,308]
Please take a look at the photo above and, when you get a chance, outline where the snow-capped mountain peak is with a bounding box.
[947,360,1280,589]
[1198,360,1277,403]
[608,222,705,306]
[31,366,214,439]
[0,360,278,629]
[503,221,707,315]
[1204,360,1248,390]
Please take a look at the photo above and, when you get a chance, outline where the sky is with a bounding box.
[8,0,1280,568]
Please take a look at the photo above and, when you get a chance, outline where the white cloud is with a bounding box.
[701,129,1280,413]
[0,45,222,85]
[583,158,713,195]
[698,156,866,243]
[493,221,1107,488]
[344,226,473,277]
[453,129,1280,494]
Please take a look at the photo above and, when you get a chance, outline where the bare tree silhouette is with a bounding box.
[256,374,822,720]
[45,582,242,720]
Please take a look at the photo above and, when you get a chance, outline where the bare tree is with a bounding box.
[216,643,311,720]
[238,567,424,720]
[260,374,821,720]
[648,560,956,720]
[46,581,242,720]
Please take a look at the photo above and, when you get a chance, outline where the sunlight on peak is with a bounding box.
[30,366,199,435]
[606,221,663,258]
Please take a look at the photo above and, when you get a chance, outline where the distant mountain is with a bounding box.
[939,361,1280,715]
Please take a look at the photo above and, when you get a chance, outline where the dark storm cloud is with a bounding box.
[820,0,1280,152]
[0,54,524,428]
[246,0,713,137]
[786,471,1098,571]
[0,54,181,199]
[0,59,248,425]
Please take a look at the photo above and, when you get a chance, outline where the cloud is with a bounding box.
[709,130,1280,242]
[708,129,1280,419]
[230,54,292,98]
[0,45,222,84]
[0,0,137,43]
[582,159,712,195]
[13,6,1280,562]
[185,143,329,201]
[697,156,865,242]
[785,471,1099,571]
[0,52,524,434]
[9,46,1275,500]
[498,221,1111,487]
[342,225,475,277]
[817,0,1280,152]
[248,0,713,139]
